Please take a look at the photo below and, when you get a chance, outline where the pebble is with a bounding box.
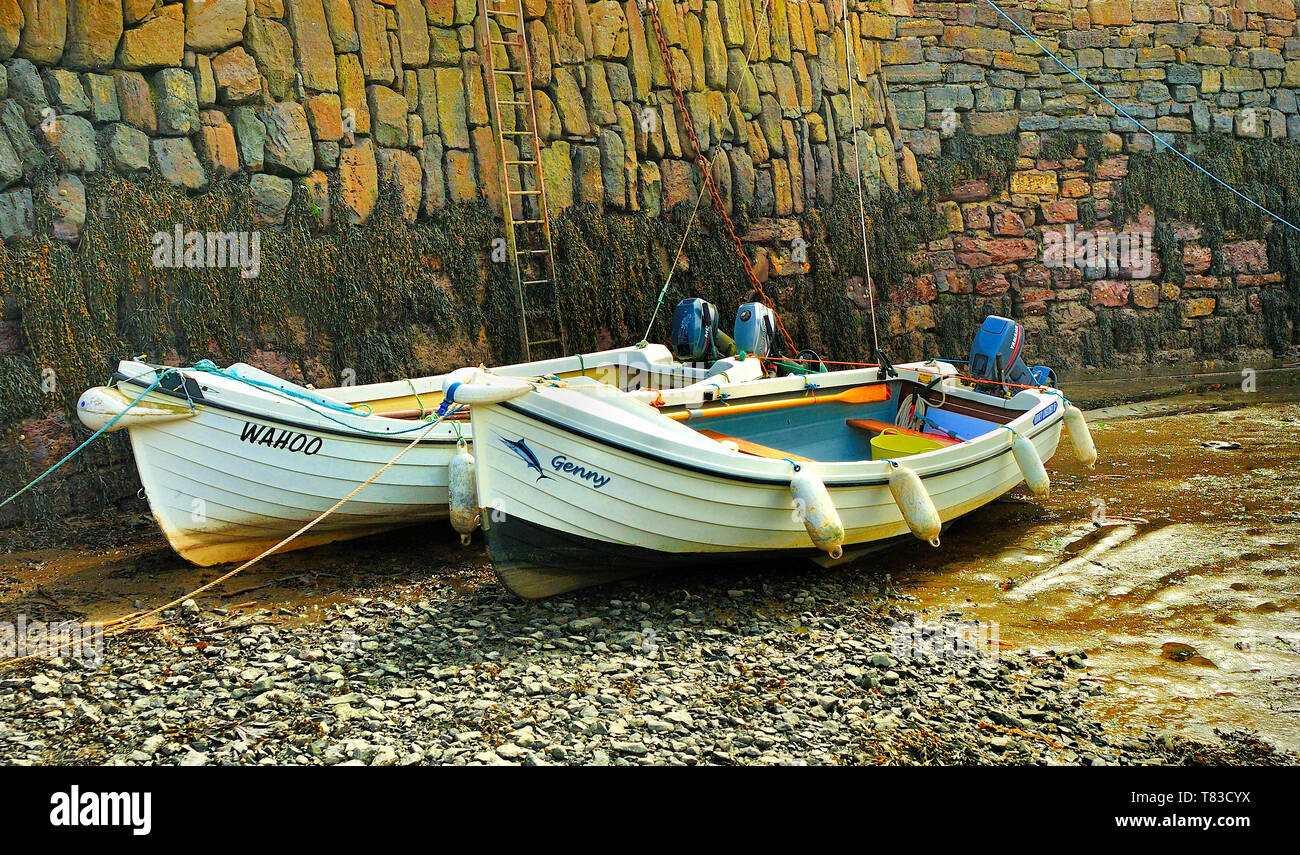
[0,571,1290,767]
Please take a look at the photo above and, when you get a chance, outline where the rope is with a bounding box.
[0,371,171,512]
[189,360,366,415]
[841,2,881,355]
[183,363,445,436]
[640,0,776,346]
[641,0,799,354]
[982,0,1300,234]
[0,412,451,669]
[404,377,427,418]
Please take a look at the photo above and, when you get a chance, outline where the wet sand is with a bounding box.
[891,390,1300,751]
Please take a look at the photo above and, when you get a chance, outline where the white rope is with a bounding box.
[842,2,881,355]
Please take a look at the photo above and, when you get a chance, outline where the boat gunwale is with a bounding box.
[112,369,467,445]
[106,345,735,445]
[495,383,1063,489]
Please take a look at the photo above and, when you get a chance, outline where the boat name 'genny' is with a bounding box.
[240,422,323,455]
[550,455,611,488]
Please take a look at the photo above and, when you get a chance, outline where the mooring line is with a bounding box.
[0,371,173,512]
[640,0,799,355]
[981,0,1300,234]
[842,2,882,357]
[0,412,449,669]
[640,0,775,345]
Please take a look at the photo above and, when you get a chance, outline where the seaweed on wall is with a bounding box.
[1115,135,1300,337]
[0,171,515,429]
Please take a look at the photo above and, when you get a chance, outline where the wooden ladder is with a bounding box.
[479,0,565,362]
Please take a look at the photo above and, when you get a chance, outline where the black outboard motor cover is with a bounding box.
[671,298,722,362]
[967,315,1053,391]
[733,301,778,357]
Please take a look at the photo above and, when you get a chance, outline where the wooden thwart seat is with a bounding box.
[697,429,814,462]
[845,418,960,445]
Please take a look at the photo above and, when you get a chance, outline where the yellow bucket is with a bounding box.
[871,428,945,460]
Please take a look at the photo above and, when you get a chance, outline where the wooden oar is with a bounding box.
[665,384,889,420]
[363,405,470,420]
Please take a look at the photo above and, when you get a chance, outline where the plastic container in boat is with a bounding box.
[871,428,945,460]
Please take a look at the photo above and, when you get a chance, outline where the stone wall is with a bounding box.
[0,0,904,229]
[1,2,1296,366]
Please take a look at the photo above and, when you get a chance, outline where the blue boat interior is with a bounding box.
[683,379,1008,463]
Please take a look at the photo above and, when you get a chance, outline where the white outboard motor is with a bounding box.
[733,301,778,358]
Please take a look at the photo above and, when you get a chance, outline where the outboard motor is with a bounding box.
[732,301,778,358]
[671,298,735,362]
[967,315,1055,394]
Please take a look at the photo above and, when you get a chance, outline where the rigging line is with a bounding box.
[981,0,1300,234]
[640,0,776,346]
[641,0,799,354]
[0,371,170,511]
[841,2,881,356]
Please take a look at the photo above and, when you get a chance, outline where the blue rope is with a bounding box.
[982,0,1300,235]
[0,372,168,511]
[188,360,366,415]
[187,361,453,436]
[0,359,462,513]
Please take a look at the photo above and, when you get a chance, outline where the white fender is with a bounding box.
[790,469,844,559]
[76,386,196,432]
[448,438,479,546]
[441,367,533,405]
[888,463,942,546]
[1063,403,1098,469]
[1011,432,1051,500]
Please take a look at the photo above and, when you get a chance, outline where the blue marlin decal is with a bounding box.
[500,437,551,481]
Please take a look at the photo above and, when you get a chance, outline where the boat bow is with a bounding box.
[76,385,197,432]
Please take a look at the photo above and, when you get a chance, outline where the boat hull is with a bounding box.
[471,377,1064,598]
[485,510,925,598]
[126,397,456,566]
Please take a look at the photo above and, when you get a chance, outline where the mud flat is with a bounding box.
[0,395,1296,765]
[895,393,1300,753]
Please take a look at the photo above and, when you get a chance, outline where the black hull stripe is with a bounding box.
[486,513,922,598]
[114,372,460,445]
[498,400,1062,488]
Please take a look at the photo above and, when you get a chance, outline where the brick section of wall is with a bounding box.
[882,0,1297,366]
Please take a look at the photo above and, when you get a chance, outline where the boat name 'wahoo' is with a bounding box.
[240,422,322,455]
[550,455,610,489]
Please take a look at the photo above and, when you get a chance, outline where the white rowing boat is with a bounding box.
[75,343,762,566]
[454,344,1096,598]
